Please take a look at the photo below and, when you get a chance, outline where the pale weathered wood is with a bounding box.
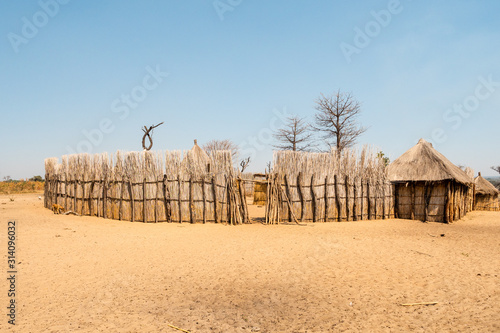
[143,178,147,223]
[178,175,182,223]
[202,177,207,224]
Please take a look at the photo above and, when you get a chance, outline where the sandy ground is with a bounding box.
[1,193,499,332]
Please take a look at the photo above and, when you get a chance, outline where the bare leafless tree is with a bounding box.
[313,91,367,153]
[203,139,239,160]
[491,166,500,174]
[240,157,251,172]
[272,116,315,151]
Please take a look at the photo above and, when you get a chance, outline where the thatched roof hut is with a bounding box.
[474,173,499,211]
[387,139,473,223]
[186,139,211,173]
[191,139,209,161]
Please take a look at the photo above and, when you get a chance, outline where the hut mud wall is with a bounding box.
[44,151,249,225]
[393,181,473,223]
[267,149,394,224]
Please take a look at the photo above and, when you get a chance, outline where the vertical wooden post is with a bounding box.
[95,180,99,217]
[177,175,182,223]
[382,182,386,220]
[226,177,232,225]
[73,178,77,212]
[352,178,358,221]
[202,177,207,224]
[119,180,124,221]
[163,175,171,222]
[52,177,57,206]
[189,177,195,224]
[54,177,59,206]
[410,182,415,220]
[142,178,146,223]
[103,178,108,219]
[360,181,364,221]
[367,181,372,220]
[284,175,292,222]
[310,175,317,222]
[128,180,134,222]
[334,175,341,222]
[458,185,462,220]
[451,182,456,222]
[212,176,219,223]
[89,180,94,216]
[241,178,250,223]
[472,183,476,210]
[345,175,350,222]
[424,183,429,222]
[324,176,329,222]
[297,172,305,222]
[64,177,68,212]
[154,179,158,223]
[80,179,85,215]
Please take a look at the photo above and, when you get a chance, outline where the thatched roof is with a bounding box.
[387,138,472,185]
[474,173,499,195]
[191,139,210,161]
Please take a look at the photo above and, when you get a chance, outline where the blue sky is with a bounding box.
[1,0,499,179]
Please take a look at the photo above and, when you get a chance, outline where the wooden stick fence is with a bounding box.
[44,150,248,225]
[267,148,395,224]
[266,173,395,223]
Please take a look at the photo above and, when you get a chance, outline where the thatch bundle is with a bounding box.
[272,146,386,182]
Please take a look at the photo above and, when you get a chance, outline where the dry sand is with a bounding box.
[1,193,499,332]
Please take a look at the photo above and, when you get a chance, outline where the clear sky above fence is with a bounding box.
[1,0,499,179]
